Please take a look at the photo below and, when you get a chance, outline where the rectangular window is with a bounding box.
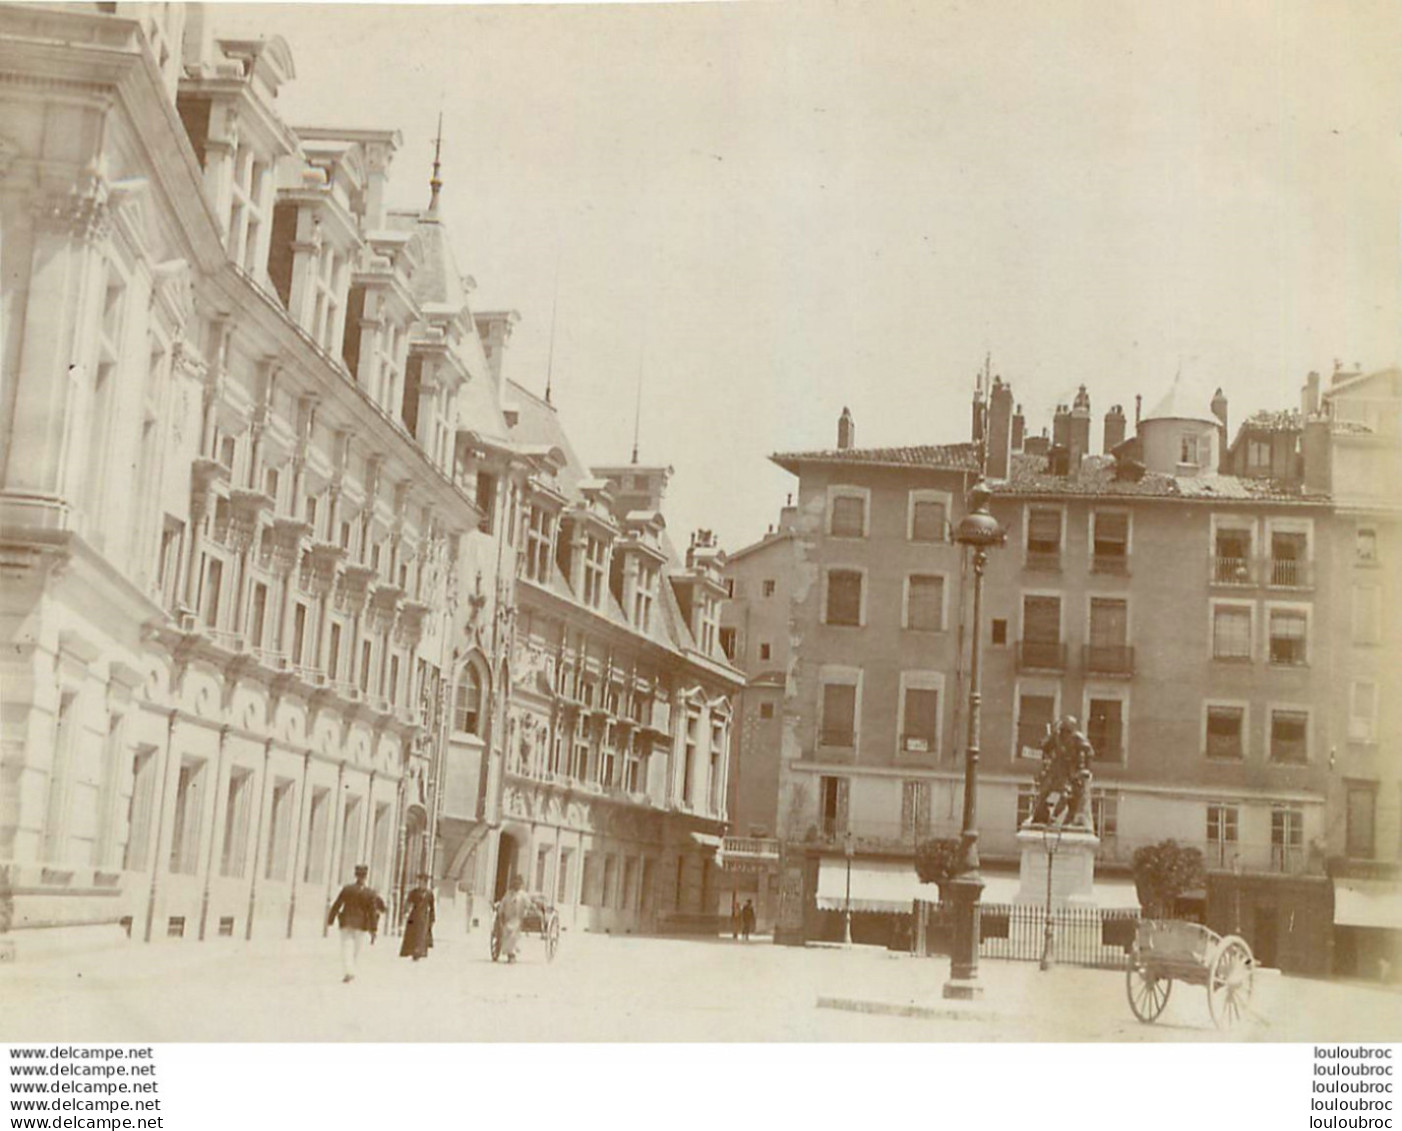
[819,775,849,838]
[583,535,608,608]
[1271,808,1303,872]
[265,778,296,882]
[1268,609,1307,665]
[1026,507,1061,566]
[1091,512,1129,570]
[328,622,343,681]
[910,497,946,543]
[1350,681,1378,743]
[1016,692,1056,757]
[601,856,617,908]
[1087,597,1130,672]
[682,713,698,804]
[1205,705,1245,760]
[991,619,1008,645]
[1269,709,1308,764]
[169,759,205,875]
[1345,783,1377,860]
[758,642,772,661]
[900,780,931,840]
[581,852,597,906]
[719,627,737,661]
[830,494,865,538]
[906,575,944,631]
[157,517,184,610]
[1246,439,1271,472]
[122,747,158,872]
[1179,434,1200,465]
[1092,791,1119,842]
[535,846,551,894]
[1212,605,1252,660]
[201,557,224,629]
[762,579,776,597]
[1206,804,1239,867]
[1086,698,1123,762]
[249,583,268,649]
[825,570,862,626]
[1021,594,1062,668]
[901,687,939,754]
[1352,587,1381,645]
[1269,531,1309,587]
[304,787,330,883]
[557,849,574,904]
[474,471,497,535]
[291,603,308,667]
[623,857,639,911]
[1356,526,1378,564]
[1213,528,1253,583]
[820,683,857,748]
[758,702,775,720]
[220,768,255,877]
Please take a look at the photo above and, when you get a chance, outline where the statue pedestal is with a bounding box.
[1015,827,1100,907]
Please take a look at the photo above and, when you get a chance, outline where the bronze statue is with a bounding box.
[1027,716,1095,832]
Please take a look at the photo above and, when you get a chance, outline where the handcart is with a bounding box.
[1125,919,1255,1030]
[489,893,561,963]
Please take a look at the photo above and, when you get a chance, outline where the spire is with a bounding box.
[544,249,560,405]
[427,111,444,216]
[631,348,644,465]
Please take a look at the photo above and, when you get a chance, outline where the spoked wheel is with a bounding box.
[1126,961,1172,1023]
[489,917,502,962]
[544,913,560,963]
[1207,936,1255,1030]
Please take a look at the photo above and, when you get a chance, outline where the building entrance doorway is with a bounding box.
[494,832,521,901]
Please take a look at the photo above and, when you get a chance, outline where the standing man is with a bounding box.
[740,899,756,942]
[328,864,387,983]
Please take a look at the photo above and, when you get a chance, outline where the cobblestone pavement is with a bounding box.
[1,929,1397,1043]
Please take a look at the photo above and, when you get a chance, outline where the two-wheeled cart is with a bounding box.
[489,893,561,963]
[1125,919,1255,1030]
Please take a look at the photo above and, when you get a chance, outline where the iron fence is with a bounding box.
[918,901,1138,970]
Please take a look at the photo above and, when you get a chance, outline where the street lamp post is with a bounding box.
[843,830,854,947]
[1039,823,1064,971]
[943,481,1004,1001]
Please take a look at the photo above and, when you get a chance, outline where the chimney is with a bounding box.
[1024,428,1050,458]
[1210,388,1229,472]
[1011,404,1026,452]
[987,377,1015,479]
[1103,404,1127,453]
[971,389,985,446]
[1302,371,1321,417]
[1069,385,1092,467]
[1049,445,1071,477]
[1052,404,1071,450]
[474,311,519,398]
[1134,394,1143,430]
[1302,417,1332,494]
[837,406,855,450]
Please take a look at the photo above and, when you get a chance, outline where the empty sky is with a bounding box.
[216,1,1401,548]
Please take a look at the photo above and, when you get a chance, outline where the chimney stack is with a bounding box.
[1069,385,1092,467]
[1052,404,1071,450]
[1103,404,1127,453]
[1011,404,1026,452]
[987,377,1015,479]
[1134,394,1143,430]
[1302,371,1321,418]
[971,387,985,445]
[837,406,855,450]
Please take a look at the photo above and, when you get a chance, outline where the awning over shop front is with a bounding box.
[1334,879,1402,930]
[816,859,942,912]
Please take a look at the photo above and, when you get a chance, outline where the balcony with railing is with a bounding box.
[1015,640,1067,672]
[722,836,781,861]
[1024,549,1061,573]
[1082,644,1134,677]
[1211,555,1255,586]
[1091,551,1129,575]
[803,818,1023,859]
[1266,557,1313,590]
[1098,834,1321,876]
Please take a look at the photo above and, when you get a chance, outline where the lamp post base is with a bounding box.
[941,977,984,1001]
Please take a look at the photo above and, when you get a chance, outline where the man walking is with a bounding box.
[328,864,386,983]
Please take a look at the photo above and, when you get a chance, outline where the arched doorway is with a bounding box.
[494,831,521,901]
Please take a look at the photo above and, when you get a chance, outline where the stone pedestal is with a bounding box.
[1016,826,1100,907]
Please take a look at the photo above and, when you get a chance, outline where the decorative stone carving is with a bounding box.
[31,183,111,243]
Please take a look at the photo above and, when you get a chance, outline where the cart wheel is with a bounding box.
[1207,936,1254,1030]
[1125,961,1172,1023]
[490,919,502,962]
[544,913,560,963]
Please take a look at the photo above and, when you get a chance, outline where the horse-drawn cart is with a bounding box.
[489,893,561,963]
[1125,919,1255,1030]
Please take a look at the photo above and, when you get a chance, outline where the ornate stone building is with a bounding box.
[0,3,509,946]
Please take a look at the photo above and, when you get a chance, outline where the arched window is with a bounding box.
[454,665,483,735]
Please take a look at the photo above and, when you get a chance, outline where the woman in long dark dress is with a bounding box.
[399,873,435,961]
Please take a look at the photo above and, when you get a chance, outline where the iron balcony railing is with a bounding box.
[1082,643,1134,676]
[1016,640,1067,671]
[723,836,781,860]
[1267,558,1313,589]
[1091,552,1129,575]
[1211,555,1254,585]
[1024,549,1062,572]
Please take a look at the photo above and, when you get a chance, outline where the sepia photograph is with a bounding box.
[0,0,1399,1075]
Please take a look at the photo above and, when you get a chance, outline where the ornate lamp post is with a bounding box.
[843,830,855,947]
[943,481,1004,1001]
[1039,822,1065,971]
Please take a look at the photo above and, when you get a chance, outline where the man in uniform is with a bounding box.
[328,864,387,983]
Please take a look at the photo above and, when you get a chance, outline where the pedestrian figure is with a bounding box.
[328,864,387,983]
[498,875,531,964]
[730,897,740,941]
[399,871,435,962]
[740,899,756,942]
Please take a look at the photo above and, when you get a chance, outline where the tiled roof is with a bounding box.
[994,453,1325,504]
[771,442,981,474]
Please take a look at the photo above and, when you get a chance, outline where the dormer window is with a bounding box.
[583,534,608,608]
[310,240,345,354]
[633,562,658,631]
[524,506,555,583]
[1179,434,1201,466]
[228,146,270,276]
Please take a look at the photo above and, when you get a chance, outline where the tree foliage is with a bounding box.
[1131,840,1206,918]
[914,838,963,891]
